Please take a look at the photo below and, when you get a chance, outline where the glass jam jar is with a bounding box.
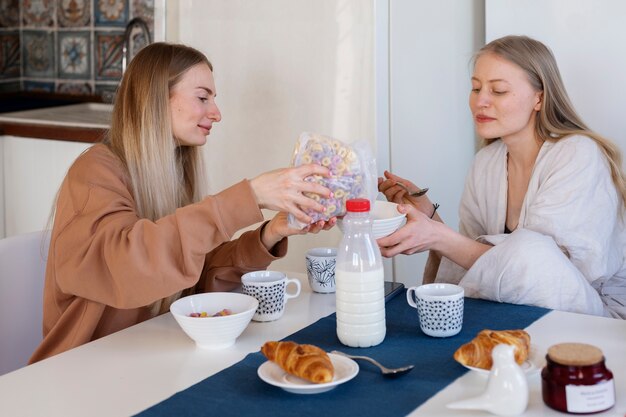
[541,343,615,414]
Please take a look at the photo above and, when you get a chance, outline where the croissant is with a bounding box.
[261,341,334,384]
[454,329,531,370]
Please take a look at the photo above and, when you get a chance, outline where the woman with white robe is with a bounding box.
[378,35,626,318]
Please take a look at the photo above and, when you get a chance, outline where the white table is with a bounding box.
[0,272,624,417]
[412,310,626,416]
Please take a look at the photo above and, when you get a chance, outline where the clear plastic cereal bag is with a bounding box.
[288,132,377,228]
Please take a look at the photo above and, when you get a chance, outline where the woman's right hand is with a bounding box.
[378,170,436,218]
[378,170,420,204]
[250,164,332,224]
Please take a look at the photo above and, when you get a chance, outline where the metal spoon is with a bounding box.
[395,182,429,197]
[331,350,414,377]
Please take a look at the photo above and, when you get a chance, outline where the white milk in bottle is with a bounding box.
[335,198,386,347]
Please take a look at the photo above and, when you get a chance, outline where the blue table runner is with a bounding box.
[138,293,549,417]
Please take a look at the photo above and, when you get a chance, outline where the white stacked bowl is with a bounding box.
[337,200,406,239]
[371,200,407,238]
[170,292,258,349]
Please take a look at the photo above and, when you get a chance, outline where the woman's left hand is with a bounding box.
[378,204,491,270]
[377,204,439,257]
[261,212,337,250]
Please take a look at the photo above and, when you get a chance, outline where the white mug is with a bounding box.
[406,283,464,337]
[305,247,337,293]
[241,271,301,322]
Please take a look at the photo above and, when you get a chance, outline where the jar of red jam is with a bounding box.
[541,343,615,414]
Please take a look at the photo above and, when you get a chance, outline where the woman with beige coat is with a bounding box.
[31,43,334,362]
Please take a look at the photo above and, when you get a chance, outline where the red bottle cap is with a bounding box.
[346,198,370,212]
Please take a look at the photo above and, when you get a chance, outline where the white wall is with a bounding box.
[173,0,375,275]
[486,0,626,166]
[168,0,486,283]
[388,0,484,286]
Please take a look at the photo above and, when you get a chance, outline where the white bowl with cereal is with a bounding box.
[170,292,258,349]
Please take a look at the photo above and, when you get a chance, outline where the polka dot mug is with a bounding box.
[406,283,464,337]
[241,271,301,322]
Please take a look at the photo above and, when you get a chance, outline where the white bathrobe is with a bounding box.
[436,135,626,318]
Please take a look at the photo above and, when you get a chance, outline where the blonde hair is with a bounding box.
[475,35,626,206]
[105,43,212,314]
[106,42,210,220]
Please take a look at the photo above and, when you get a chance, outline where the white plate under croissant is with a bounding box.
[462,344,545,376]
[257,353,359,394]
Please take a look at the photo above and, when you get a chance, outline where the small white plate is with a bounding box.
[257,353,359,394]
[461,345,545,376]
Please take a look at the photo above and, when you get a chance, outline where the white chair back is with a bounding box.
[0,230,49,375]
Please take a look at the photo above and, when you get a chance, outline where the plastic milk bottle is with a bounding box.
[335,198,386,347]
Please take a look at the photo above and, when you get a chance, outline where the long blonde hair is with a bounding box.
[104,43,212,313]
[105,42,210,220]
[475,35,626,206]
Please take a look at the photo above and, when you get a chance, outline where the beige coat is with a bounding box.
[31,144,286,362]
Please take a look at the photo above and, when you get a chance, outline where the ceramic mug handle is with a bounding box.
[284,277,301,302]
[406,286,418,308]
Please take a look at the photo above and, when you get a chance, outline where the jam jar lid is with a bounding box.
[547,343,603,366]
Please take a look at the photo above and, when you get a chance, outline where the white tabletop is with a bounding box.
[412,310,626,416]
[0,272,624,417]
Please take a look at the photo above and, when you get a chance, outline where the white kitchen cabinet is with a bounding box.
[1,136,91,238]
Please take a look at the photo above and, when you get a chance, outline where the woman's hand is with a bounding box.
[377,204,491,270]
[251,164,332,224]
[377,204,439,257]
[378,170,436,217]
[261,212,337,250]
[378,170,420,204]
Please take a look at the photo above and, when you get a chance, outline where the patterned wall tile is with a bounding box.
[58,30,90,79]
[10,0,154,99]
[95,82,117,102]
[0,0,19,27]
[132,0,154,32]
[57,81,93,94]
[95,0,128,27]
[24,80,54,92]
[22,30,55,78]
[22,0,54,27]
[95,30,123,80]
[0,31,20,78]
[58,0,91,27]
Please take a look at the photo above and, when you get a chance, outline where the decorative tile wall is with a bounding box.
[22,30,55,78]
[58,31,91,79]
[0,0,19,27]
[0,31,20,82]
[0,0,20,92]
[0,0,154,100]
